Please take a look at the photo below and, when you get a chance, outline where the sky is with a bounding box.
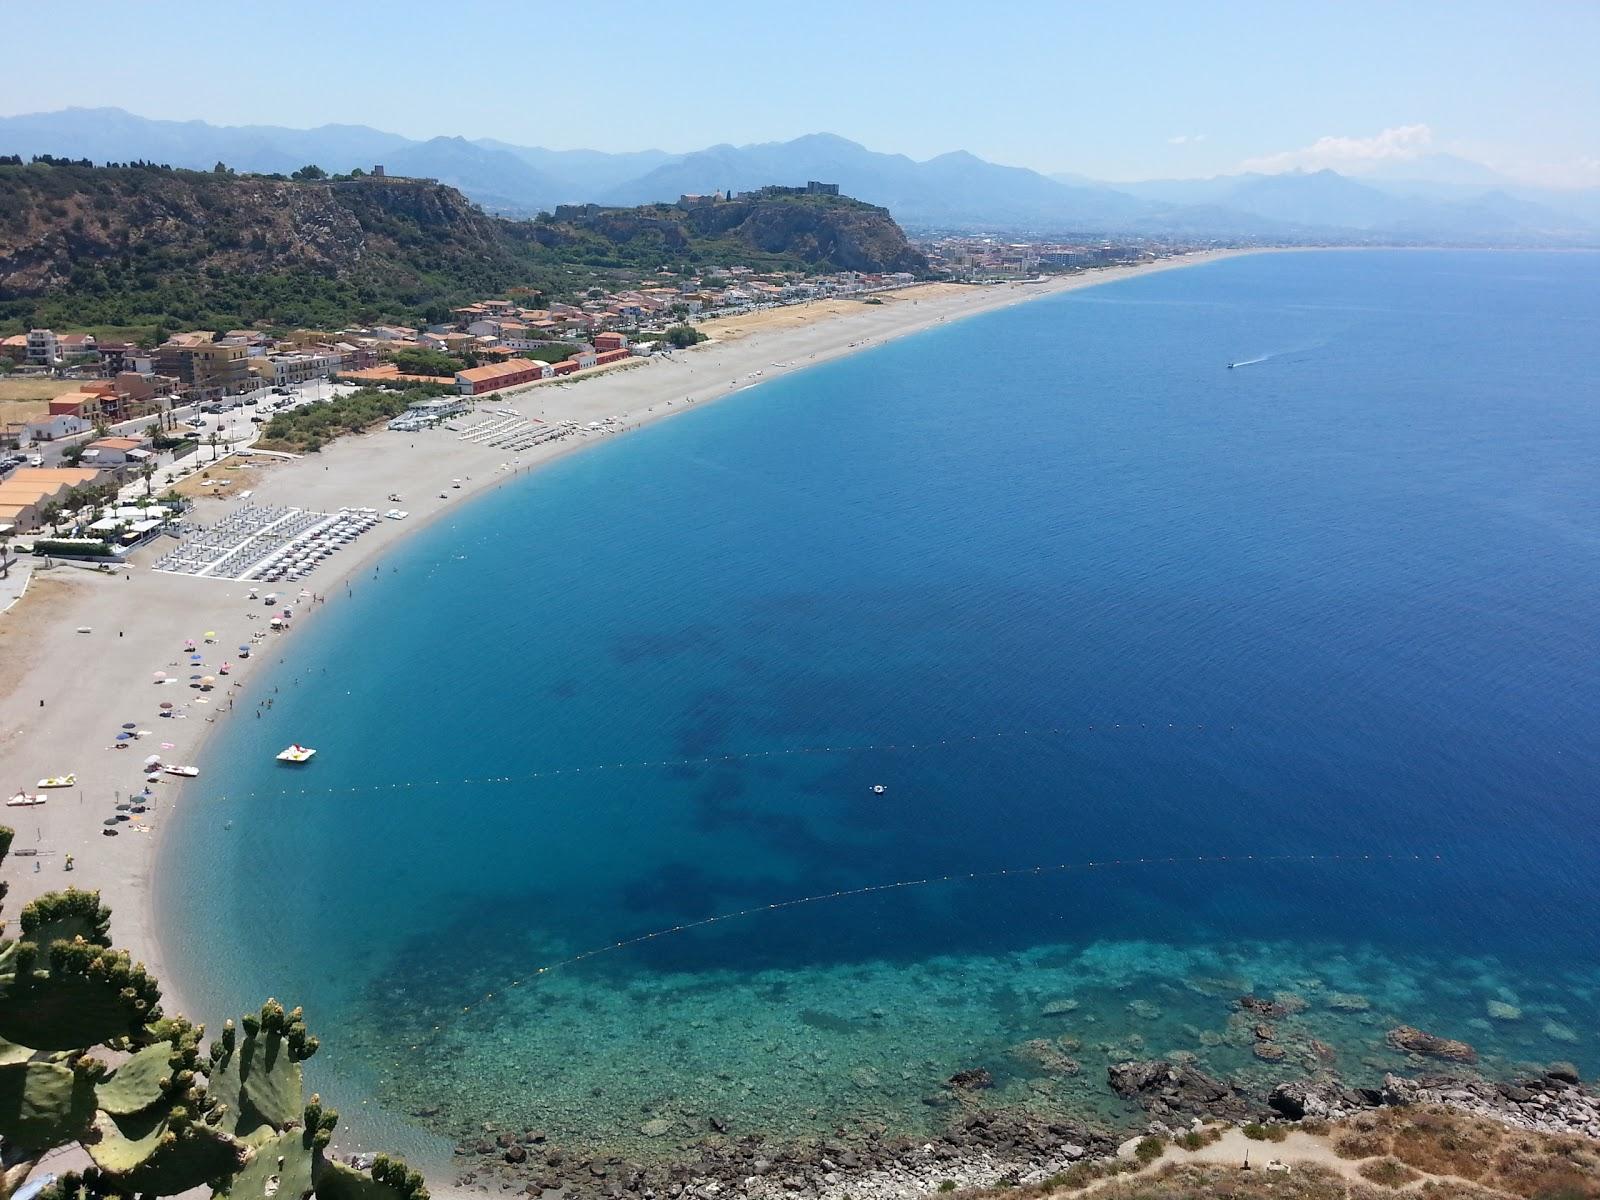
[1,0,1597,187]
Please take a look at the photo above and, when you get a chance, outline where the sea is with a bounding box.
[159,249,1600,1164]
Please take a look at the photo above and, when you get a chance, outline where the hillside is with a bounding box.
[0,162,927,332]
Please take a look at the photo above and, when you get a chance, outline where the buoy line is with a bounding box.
[215,721,1235,804]
[436,851,1440,1021]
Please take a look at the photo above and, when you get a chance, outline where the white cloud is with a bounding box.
[1168,134,1207,145]
[1241,124,1433,175]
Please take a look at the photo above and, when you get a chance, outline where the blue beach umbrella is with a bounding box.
[115,732,132,741]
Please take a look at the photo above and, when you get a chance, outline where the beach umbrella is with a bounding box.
[238,645,249,652]
[201,676,216,687]
[153,671,167,680]
[159,702,174,710]
[102,818,120,826]
[122,722,137,730]
[115,733,132,741]
[190,654,203,663]
[144,755,161,766]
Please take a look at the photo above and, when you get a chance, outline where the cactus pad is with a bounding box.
[0,1059,97,1150]
[0,941,161,1049]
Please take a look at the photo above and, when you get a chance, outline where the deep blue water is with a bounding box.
[161,250,1600,1158]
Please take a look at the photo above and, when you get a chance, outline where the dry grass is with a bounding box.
[944,1107,1600,1200]
[0,379,78,403]
[1357,1157,1422,1187]
[170,456,276,500]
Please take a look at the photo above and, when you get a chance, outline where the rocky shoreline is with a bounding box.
[434,1040,1599,1200]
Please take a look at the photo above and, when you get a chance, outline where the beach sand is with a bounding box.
[0,250,1249,1173]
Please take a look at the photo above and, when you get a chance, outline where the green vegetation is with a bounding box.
[0,162,926,333]
[1242,1122,1289,1142]
[1133,1135,1166,1164]
[388,347,468,378]
[664,324,707,349]
[31,539,115,557]
[518,342,580,363]
[256,384,452,453]
[0,828,426,1200]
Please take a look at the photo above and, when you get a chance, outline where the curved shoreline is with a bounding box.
[0,250,1255,1182]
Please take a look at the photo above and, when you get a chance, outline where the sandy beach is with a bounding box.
[0,249,1248,1063]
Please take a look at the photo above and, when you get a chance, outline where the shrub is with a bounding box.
[1133,1135,1165,1164]
[32,538,115,557]
[1357,1157,1422,1187]
[938,1182,957,1193]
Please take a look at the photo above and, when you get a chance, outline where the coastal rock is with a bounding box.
[1486,1000,1522,1022]
[1386,1025,1478,1064]
[504,1145,529,1164]
[1106,1059,1248,1119]
[1267,1080,1370,1121]
[1252,1043,1286,1063]
[1547,1062,1582,1085]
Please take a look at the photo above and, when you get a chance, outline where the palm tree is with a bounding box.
[140,460,158,498]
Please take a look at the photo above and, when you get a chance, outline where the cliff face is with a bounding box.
[686,196,929,273]
[539,195,929,275]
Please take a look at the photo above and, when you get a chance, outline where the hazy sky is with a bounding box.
[2,0,1596,186]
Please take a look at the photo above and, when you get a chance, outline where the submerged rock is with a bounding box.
[948,1067,994,1090]
[1326,992,1371,1012]
[1486,1000,1522,1022]
[1040,998,1079,1017]
[640,1118,673,1138]
[1252,1043,1287,1062]
[1386,1025,1478,1064]
[1542,1020,1579,1044]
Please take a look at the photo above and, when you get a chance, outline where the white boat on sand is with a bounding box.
[163,765,200,778]
[37,774,76,789]
[6,794,46,807]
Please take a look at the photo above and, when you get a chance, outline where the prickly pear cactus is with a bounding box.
[0,828,428,1200]
[206,1000,319,1137]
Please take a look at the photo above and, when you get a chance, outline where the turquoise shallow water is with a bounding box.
[160,250,1600,1162]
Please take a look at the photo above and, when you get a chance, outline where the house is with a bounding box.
[594,332,629,354]
[454,360,545,395]
[80,435,152,467]
[26,413,92,441]
[97,342,136,376]
[594,348,631,367]
[26,330,62,368]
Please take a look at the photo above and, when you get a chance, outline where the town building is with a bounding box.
[454,360,545,395]
[0,466,107,531]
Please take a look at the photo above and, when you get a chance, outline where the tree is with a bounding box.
[212,161,231,175]
[0,528,12,580]
[664,324,705,349]
[0,834,430,1200]
[140,460,158,498]
[291,164,328,181]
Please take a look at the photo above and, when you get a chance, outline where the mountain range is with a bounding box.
[3,107,1597,244]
